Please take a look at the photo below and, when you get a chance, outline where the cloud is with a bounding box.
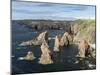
[12,8,55,15]
[12,1,95,20]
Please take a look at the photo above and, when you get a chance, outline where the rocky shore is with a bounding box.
[13,19,96,65]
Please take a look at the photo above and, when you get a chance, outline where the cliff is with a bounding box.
[72,19,96,44]
[12,20,73,33]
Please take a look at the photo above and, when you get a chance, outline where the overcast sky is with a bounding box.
[12,1,95,20]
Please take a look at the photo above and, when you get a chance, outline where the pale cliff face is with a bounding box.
[78,40,89,58]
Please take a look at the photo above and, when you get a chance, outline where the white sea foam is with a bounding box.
[18,57,24,60]
[89,43,95,49]
[48,37,55,40]
[88,64,96,68]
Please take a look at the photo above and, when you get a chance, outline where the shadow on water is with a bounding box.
[11,22,96,74]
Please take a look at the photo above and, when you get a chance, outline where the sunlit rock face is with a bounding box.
[18,51,36,61]
[25,51,36,61]
[39,42,53,65]
[54,35,61,52]
[19,31,48,46]
[37,31,48,43]
[78,40,90,58]
[53,32,72,52]
[60,32,72,46]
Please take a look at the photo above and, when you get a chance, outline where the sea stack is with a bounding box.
[18,51,36,61]
[19,31,48,46]
[25,51,36,61]
[60,32,72,46]
[54,35,61,52]
[39,42,53,65]
[78,40,90,58]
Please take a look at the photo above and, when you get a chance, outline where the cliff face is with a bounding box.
[12,19,96,44]
[72,19,96,44]
[12,20,73,33]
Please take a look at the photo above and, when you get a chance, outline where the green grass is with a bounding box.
[74,19,96,43]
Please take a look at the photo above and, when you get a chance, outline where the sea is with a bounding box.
[11,21,95,74]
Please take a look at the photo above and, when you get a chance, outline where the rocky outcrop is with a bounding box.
[77,40,90,58]
[18,51,36,61]
[54,35,61,52]
[60,32,72,46]
[39,42,53,65]
[72,19,96,44]
[19,31,48,46]
[13,20,73,33]
[53,32,72,53]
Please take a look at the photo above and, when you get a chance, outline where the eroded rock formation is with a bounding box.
[53,32,72,52]
[54,35,61,52]
[78,40,90,58]
[39,42,53,65]
[60,32,72,46]
[19,31,48,46]
[18,51,36,61]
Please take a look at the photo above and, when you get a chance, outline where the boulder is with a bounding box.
[19,31,48,46]
[39,42,53,65]
[18,51,36,61]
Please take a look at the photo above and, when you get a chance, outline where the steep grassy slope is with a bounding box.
[72,19,96,44]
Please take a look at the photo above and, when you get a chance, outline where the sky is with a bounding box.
[12,1,96,20]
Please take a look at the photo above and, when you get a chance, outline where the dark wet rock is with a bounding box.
[13,20,73,33]
[39,42,53,65]
[19,31,48,46]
